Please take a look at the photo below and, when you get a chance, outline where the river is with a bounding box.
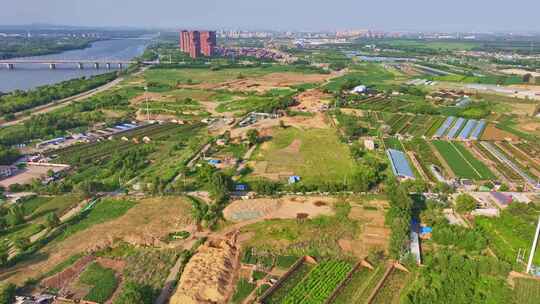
[0,38,150,93]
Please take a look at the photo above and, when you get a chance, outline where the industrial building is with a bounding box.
[179,30,216,58]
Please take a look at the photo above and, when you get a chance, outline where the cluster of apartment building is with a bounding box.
[179,30,217,58]
[215,46,295,62]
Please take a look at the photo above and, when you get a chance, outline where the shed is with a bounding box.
[208,159,221,165]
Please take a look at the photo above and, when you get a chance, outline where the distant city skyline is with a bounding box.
[1,0,540,33]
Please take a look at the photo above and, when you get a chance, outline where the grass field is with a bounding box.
[432,140,493,180]
[56,199,137,242]
[252,127,357,185]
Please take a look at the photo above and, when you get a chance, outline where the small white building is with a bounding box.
[350,85,367,94]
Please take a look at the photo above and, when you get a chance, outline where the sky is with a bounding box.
[2,0,540,32]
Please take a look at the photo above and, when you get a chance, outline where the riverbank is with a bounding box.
[0,38,99,60]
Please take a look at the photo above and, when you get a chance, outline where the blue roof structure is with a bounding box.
[469,120,486,140]
[386,149,415,179]
[208,159,221,165]
[434,116,455,138]
[420,226,433,234]
[122,123,137,128]
[447,117,465,139]
[115,125,129,130]
[458,119,477,140]
[235,184,248,191]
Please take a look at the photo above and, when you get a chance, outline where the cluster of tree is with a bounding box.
[0,89,135,146]
[385,178,413,259]
[0,73,117,117]
[254,94,296,114]
[455,193,478,213]
[432,222,487,252]
[0,36,97,59]
[0,146,20,165]
[0,283,16,304]
[403,250,512,304]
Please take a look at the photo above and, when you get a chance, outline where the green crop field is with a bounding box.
[333,263,386,304]
[280,260,352,304]
[371,269,410,304]
[264,262,314,304]
[452,142,495,179]
[432,140,492,180]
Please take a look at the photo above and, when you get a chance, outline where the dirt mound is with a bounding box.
[169,237,238,304]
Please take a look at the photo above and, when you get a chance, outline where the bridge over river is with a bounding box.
[0,59,158,70]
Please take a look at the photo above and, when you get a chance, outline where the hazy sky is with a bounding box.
[3,0,540,32]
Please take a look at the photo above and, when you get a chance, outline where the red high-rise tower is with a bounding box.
[179,30,216,58]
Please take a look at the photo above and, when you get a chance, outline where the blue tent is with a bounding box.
[420,226,433,234]
[288,176,301,184]
[235,184,248,191]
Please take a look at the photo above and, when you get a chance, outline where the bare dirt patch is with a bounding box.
[223,196,335,222]
[481,124,519,141]
[293,89,332,112]
[129,92,166,106]
[342,205,390,258]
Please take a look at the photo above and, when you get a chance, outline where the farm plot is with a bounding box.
[425,116,445,137]
[513,278,540,304]
[371,268,411,304]
[264,262,314,304]
[495,142,540,179]
[333,263,387,304]
[405,115,429,136]
[279,260,353,304]
[432,140,493,180]
[402,138,444,182]
[75,261,119,303]
[383,137,403,151]
[499,142,540,173]
[473,142,522,181]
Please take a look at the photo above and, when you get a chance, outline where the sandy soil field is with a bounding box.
[223,196,335,222]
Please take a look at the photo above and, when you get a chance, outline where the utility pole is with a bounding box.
[144,86,150,122]
[526,215,540,274]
